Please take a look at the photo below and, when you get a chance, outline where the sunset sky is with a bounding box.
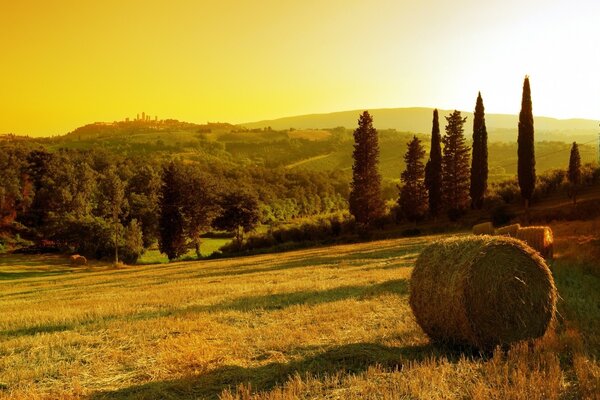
[1,0,599,136]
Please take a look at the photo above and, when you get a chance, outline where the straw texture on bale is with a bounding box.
[472,222,494,235]
[495,223,521,237]
[410,236,557,350]
[516,226,554,259]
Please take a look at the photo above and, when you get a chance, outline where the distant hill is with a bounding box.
[4,114,596,183]
[243,107,598,143]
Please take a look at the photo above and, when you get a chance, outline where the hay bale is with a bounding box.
[472,222,494,235]
[70,255,87,266]
[516,226,554,259]
[410,236,556,350]
[495,223,521,237]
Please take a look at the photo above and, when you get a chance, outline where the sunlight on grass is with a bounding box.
[0,226,598,399]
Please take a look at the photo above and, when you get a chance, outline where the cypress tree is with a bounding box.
[158,161,187,261]
[399,136,428,223]
[518,76,536,213]
[349,111,385,227]
[441,111,470,220]
[568,141,582,204]
[424,109,442,217]
[470,92,488,209]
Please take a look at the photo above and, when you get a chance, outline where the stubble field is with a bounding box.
[0,221,598,399]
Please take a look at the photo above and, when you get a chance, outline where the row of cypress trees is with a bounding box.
[350,76,577,226]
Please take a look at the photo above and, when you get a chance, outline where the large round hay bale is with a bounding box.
[472,222,494,235]
[495,223,521,237]
[516,226,554,259]
[410,236,556,350]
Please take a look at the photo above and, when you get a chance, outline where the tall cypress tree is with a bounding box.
[399,136,428,223]
[441,110,470,220]
[424,109,442,217]
[349,111,385,227]
[158,161,187,261]
[470,92,488,209]
[518,76,536,213]
[568,141,582,204]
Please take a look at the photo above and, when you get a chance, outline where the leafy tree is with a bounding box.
[567,141,582,204]
[21,149,53,227]
[441,111,470,220]
[127,164,161,248]
[120,219,144,264]
[518,76,536,214]
[0,145,30,226]
[213,192,260,246]
[102,167,126,264]
[398,136,428,223]
[158,161,187,261]
[470,92,488,209]
[182,166,220,258]
[349,111,385,228]
[424,109,442,218]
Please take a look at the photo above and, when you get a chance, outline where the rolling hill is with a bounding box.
[243,107,599,143]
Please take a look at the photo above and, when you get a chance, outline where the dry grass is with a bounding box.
[0,225,598,399]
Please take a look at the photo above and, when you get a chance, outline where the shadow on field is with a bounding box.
[135,278,409,319]
[185,243,422,281]
[0,279,408,338]
[0,323,72,337]
[89,341,474,400]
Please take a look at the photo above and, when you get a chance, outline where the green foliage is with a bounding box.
[120,219,144,264]
[470,92,488,209]
[441,111,470,220]
[218,213,353,254]
[349,111,385,227]
[568,142,582,204]
[398,136,428,223]
[424,109,442,217]
[158,162,187,261]
[518,76,536,205]
[45,213,114,258]
[213,192,260,245]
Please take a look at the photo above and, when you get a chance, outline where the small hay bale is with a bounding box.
[516,226,554,259]
[70,255,87,266]
[495,223,521,237]
[472,222,494,235]
[410,236,556,350]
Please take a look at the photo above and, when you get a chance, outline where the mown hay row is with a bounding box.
[516,226,554,259]
[495,223,521,237]
[409,236,557,350]
[472,222,494,235]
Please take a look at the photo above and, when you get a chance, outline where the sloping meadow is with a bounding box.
[0,228,598,399]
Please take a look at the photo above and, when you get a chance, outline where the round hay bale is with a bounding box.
[472,222,494,235]
[71,255,87,266]
[495,223,521,237]
[516,226,554,259]
[410,236,556,350]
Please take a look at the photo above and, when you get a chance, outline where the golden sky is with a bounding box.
[1,0,599,136]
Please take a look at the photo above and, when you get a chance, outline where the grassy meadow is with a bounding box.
[0,222,599,399]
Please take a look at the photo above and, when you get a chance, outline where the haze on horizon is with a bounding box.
[1,0,599,137]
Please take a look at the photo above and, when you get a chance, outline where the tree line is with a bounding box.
[350,76,585,226]
[0,146,348,261]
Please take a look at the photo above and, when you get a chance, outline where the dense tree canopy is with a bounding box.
[349,111,385,227]
[442,111,471,220]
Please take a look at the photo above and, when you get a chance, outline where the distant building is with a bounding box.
[136,113,140,121]
[142,112,146,121]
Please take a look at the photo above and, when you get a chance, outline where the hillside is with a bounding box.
[243,107,599,143]
[0,223,598,399]
[6,116,597,184]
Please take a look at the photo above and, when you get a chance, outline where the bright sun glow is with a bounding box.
[1,0,598,136]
